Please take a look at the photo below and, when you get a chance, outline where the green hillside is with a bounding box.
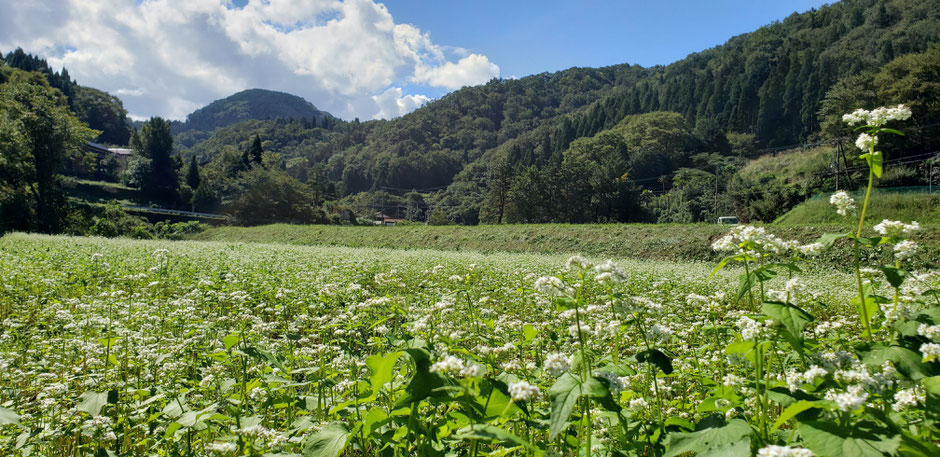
[190,221,940,270]
[172,89,333,147]
[177,0,940,226]
[3,48,132,145]
[775,189,940,225]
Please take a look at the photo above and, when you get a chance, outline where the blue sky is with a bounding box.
[2,0,832,120]
[387,0,832,98]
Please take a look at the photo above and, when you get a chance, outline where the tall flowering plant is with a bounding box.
[705,104,940,457]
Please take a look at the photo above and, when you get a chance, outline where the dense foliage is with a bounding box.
[3,48,132,145]
[172,89,334,149]
[173,0,940,225]
[0,185,937,455]
[0,66,99,233]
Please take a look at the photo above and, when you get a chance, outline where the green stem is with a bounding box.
[854,165,876,341]
[574,303,591,455]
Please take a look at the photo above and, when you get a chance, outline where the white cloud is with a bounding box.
[0,0,499,120]
[372,87,429,119]
[412,54,500,90]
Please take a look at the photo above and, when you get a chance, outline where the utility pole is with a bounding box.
[930,160,934,194]
[714,165,719,221]
[834,147,839,191]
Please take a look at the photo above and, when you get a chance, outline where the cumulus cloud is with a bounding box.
[0,0,500,120]
[372,87,430,119]
[412,54,500,90]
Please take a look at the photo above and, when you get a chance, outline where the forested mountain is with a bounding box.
[6,0,938,230]
[177,0,939,225]
[2,48,132,145]
[171,89,334,149]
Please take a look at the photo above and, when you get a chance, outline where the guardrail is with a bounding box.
[122,206,229,221]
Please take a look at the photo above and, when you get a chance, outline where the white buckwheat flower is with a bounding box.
[842,108,870,126]
[894,240,919,261]
[206,442,238,454]
[566,255,592,270]
[797,242,824,256]
[430,355,465,375]
[757,445,816,457]
[917,323,940,341]
[873,219,920,237]
[825,384,868,412]
[829,191,856,217]
[534,276,572,297]
[543,353,571,376]
[508,381,541,402]
[920,342,940,362]
[855,132,877,151]
[736,316,763,340]
[892,387,924,412]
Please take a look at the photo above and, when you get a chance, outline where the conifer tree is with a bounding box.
[248,135,263,165]
[186,155,201,190]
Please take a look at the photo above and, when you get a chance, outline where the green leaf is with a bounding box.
[761,301,813,355]
[636,349,673,375]
[869,150,883,178]
[454,425,537,451]
[850,294,881,339]
[548,373,582,439]
[164,422,182,439]
[663,419,752,457]
[303,422,350,457]
[163,398,186,418]
[771,400,819,432]
[241,345,286,371]
[857,343,933,381]
[0,406,20,426]
[222,333,241,350]
[597,362,636,377]
[177,411,199,428]
[697,438,751,457]
[880,265,907,289]
[555,296,578,311]
[709,254,746,279]
[478,379,523,419]
[77,391,108,416]
[365,351,403,396]
[858,236,886,247]
[522,323,538,343]
[736,264,795,303]
[584,376,621,413]
[879,128,904,136]
[924,376,940,423]
[798,420,899,457]
[817,232,849,249]
[362,408,388,436]
[395,348,456,407]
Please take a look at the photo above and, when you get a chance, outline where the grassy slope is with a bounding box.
[190,222,939,270]
[776,191,940,225]
[64,179,144,206]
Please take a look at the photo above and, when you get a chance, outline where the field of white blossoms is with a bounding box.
[0,224,935,457]
[0,107,938,457]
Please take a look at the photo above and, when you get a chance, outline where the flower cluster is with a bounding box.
[711,225,792,256]
[873,219,920,237]
[543,352,571,376]
[508,381,541,402]
[842,104,912,127]
[534,276,573,297]
[429,355,484,378]
[854,132,877,151]
[757,445,816,457]
[829,191,856,217]
[824,384,869,412]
